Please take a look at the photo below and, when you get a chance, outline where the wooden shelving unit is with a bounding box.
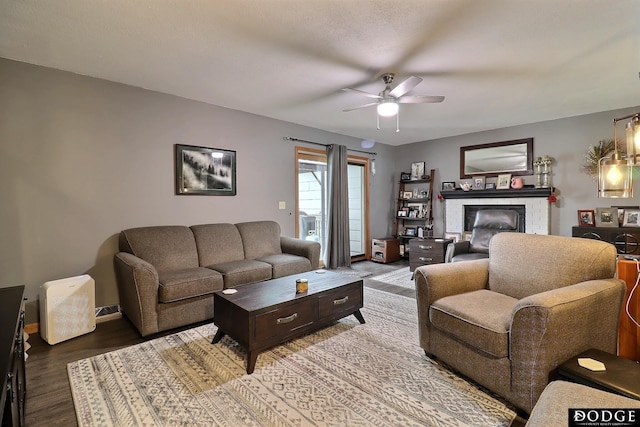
[394,169,435,258]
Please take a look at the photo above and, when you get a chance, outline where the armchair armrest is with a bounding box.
[280,236,321,270]
[509,278,626,412]
[444,241,471,262]
[414,258,489,351]
[113,252,161,336]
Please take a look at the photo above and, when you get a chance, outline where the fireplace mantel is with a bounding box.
[440,187,552,199]
[443,187,552,235]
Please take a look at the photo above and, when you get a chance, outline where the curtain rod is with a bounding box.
[283,136,377,156]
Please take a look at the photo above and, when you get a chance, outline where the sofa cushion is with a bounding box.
[236,221,282,259]
[258,253,312,278]
[191,223,245,266]
[119,226,199,272]
[430,289,517,358]
[158,267,223,303]
[207,259,272,288]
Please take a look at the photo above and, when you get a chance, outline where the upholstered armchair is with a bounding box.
[415,233,626,414]
[444,209,519,262]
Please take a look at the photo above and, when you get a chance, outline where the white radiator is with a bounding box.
[40,274,96,345]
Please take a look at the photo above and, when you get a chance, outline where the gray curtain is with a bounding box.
[324,144,351,268]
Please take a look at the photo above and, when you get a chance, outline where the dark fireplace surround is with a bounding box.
[464,205,526,232]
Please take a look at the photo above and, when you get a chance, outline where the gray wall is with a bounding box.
[0,58,395,323]
[395,107,640,237]
[3,56,637,324]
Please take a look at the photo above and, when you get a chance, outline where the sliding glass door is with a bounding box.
[296,147,370,263]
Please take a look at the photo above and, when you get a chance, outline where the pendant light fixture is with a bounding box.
[598,114,637,198]
[625,113,640,164]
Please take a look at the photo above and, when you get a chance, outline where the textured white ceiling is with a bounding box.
[1,0,639,145]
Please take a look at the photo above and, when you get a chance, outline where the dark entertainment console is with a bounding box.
[572,226,640,254]
[1,286,26,427]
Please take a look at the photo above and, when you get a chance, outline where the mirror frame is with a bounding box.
[460,138,533,179]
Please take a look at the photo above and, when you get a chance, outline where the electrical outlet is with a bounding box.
[279,201,286,209]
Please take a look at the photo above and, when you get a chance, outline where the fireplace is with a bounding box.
[443,191,550,235]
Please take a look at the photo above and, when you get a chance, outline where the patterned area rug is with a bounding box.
[68,288,516,426]
[325,267,372,278]
[369,266,414,289]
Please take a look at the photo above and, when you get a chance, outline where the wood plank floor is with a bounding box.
[24,260,412,426]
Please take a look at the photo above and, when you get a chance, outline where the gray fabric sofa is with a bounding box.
[526,381,640,426]
[415,233,626,414]
[114,220,321,337]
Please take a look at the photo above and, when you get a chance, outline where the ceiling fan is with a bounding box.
[342,73,445,132]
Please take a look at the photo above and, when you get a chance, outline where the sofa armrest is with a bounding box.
[444,241,471,262]
[414,258,489,351]
[113,252,161,336]
[510,278,626,413]
[280,236,321,270]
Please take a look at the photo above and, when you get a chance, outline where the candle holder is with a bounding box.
[534,155,553,188]
[541,155,552,188]
[534,157,543,188]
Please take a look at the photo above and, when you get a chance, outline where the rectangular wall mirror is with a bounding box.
[460,138,533,178]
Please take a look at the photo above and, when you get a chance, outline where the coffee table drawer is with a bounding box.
[318,284,362,320]
[255,299,315,341]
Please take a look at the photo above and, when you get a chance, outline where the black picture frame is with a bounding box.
[442,181,455,191]
[175,144,236,195]
[404,227,416,237]
[400,172,412,181]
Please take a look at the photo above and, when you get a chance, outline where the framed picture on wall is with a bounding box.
[577,209,596,227]
[595,207,619,227]
[175,144,236,196]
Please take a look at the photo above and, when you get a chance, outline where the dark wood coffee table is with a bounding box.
[211,270,365,374]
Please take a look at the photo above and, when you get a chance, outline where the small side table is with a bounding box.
[557,348,640,400]
[371,238,400,264]
[409,238,452,272]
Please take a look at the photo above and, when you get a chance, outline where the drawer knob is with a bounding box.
[419,257,433,262]
[333,296,349,305]
[418,245,433,250]
[276,313,298,324]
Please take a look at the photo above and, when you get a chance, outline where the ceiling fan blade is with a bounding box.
[342,87,382,99]
[389,75,423,98]
[398,95,445,104]
[342,102,377,112]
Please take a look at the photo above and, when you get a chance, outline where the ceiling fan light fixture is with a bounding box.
[377,98,398,117]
